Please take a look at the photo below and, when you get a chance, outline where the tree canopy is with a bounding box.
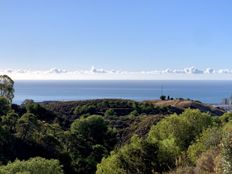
[0,93,229,174]
[0,75,14,102]
[0,157,63,174]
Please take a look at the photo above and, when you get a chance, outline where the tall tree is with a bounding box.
[0,75,14,102]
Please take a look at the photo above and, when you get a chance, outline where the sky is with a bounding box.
[1,0,232,79]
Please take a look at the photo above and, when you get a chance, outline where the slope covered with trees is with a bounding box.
[0,75,231,174]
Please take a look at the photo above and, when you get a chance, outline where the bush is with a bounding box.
[96,136,159,174]
[129,110,139,117]
[104,109,116,117]
[0,157,63,174]
[165,166,194,174]
[195,149,219,174]
[220,112,232,124]
[149,109,212,150]
[221,133,232,174]
[148,109,213,170]
[187,127,222,163]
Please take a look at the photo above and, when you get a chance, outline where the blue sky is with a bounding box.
[0,0,232,74]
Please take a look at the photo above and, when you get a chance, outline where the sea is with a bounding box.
[13,80,232,104]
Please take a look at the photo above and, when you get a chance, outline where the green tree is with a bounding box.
[0,125,15,164]
[65,115,117,173]
[220,112,232,124]
[74,105,96,116]
[160,95,166,100]
[187,127,222,164]
[104,109,116,117]
[96,136,159,174]
[221,133,232,174]
[148,109,212,170]
[0,157,63,174]
[181,109,212,139]
[129,110,139,117]
[16,113,38,141]
[149,109,212,150]
[0,75,14,102]
[0,96,11,116]
[1,111,19,132]
[148,114,189,150]
[70,115,108,144]
[148,115,187,169]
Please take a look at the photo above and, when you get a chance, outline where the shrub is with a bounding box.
[96,136,159,174]
[187,127,222,164]
[221,133,232,174]
[195,149,219,174]
[0,157,63,174]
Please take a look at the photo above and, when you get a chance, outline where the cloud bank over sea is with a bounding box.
[1,66,232,80]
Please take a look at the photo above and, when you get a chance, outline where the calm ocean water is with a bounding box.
[13,80,232,104]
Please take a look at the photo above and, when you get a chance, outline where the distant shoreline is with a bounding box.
[12,80,232,104]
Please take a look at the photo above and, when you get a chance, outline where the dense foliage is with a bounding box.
[0,96,170,174]
[0,77,231,173]
[0,157,63,174]
[0,75,14,102]
[96,109,232,174]
[1,98,230,174]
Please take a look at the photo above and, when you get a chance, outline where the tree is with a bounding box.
[129,110,139,117]
[148,114,189,150]
[160,95,166,100]
[16,113,38,141]
[0,157,63,174]
[70,115,108,144]
[149,109,212,151]
[74,105,96,116]
[221,133,232,174]
[148,109,213,170]
[66,115,117,174]
[220,112,232,124]
[0,75,14,102]
[96,136,159,174]
[104,109,116,117]
[187,127,222,164]
[0,96,11,116]
[22,100,57,122]
[181,109,212,139]
[1,111,19,132]
[0,125,15,164]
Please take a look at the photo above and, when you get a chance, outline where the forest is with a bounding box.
[0,75,232,174]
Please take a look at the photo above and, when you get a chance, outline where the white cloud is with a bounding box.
[184,66,204,74]
[172,69,185,74]
[5,69,13,73]
[46,68,67,74]
[204,68,215,74]
[15,69,29,73]
[0,66,232,80]
[162,68,173,73]
[90,66,107,74]
[217,69,232,74]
